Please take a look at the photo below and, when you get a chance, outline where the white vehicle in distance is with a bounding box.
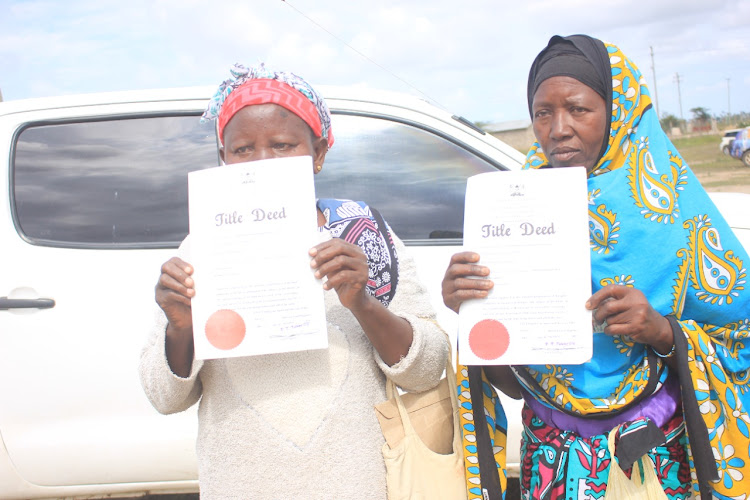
[1,87,748,500]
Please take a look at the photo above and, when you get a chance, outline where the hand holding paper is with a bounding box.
[309,237,369,310]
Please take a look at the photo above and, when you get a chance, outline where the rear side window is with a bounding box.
[317,114,502,242]
[13,115,217,247]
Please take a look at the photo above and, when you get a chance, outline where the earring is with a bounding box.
[315,165,322,173]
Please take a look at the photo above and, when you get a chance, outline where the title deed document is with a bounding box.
[188,156,326,360]
[458,167,592,365]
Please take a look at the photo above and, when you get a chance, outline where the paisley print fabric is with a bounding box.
[516,36,750,499]
[317,198,398,306]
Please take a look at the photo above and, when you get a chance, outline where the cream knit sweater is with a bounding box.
[139,231,449,500]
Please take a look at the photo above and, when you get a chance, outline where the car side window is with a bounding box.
[316,114,502,243]
[13,115,217,247]
[12,111,505,248]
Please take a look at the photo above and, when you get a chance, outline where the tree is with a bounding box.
[660,113,683,132]
[690,107,711,123]
[689,107,712,133]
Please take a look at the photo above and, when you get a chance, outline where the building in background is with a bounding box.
[484,120,534,154]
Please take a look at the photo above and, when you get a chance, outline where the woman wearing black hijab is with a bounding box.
[445,35,749,500]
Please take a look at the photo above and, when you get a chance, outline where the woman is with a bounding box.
[139,64,449,499]
[444,35,750,499]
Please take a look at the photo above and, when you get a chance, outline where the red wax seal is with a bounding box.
[469,319,510,360]
[205,309,246,350]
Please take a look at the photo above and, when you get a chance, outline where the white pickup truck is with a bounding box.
[1,88,748,499]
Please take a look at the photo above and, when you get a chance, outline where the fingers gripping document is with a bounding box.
[187,156,327,360]
[458,168,592,365]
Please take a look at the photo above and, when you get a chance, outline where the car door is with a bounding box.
[0,100,217,488]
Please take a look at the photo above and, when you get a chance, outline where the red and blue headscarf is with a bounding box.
[202,63,334,148]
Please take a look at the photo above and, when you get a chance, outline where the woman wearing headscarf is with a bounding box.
[139,64,449,499]
[443,35,750,499]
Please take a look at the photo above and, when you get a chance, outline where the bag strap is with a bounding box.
[388,333,461,452]
[666,315,718,498]
[370,206,398,298]
[605,425,668,500]
[468,365,503,500]
[390,358,460,451]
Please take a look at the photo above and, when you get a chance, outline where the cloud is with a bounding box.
[1,0,749,122]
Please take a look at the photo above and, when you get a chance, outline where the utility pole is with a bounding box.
[674,73,683,121]
[727,78,731,116]
[650,46,660,119]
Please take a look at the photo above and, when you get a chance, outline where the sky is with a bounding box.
[1,0,749,125]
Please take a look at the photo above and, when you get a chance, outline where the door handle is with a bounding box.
[0,297,56,310]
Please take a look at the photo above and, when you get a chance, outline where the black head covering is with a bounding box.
[527,35,613,163]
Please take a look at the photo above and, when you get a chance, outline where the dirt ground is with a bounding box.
[694,170,750,194]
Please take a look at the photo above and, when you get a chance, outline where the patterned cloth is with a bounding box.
[520,405,692,499]
[318,198,398,306]
[514,35,750,499]
[201,63,334,147]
